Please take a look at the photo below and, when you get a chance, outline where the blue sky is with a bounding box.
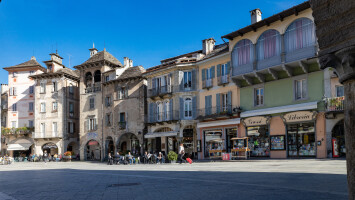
[0,0,305,83]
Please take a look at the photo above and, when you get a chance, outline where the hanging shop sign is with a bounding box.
[242,116,269,127]
[282,111,317,123]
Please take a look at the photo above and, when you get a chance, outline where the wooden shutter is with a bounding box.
[202,69,206,81]
[227,91,232,113]
[192,96,197,119]
[227,62,231,74]
[211,66,215,78]
[216,93,220,113]
[179,97,184,119]
[217,64,221,77]
[192,69,197,90]
[170,99,173,120]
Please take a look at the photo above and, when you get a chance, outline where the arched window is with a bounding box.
[85,72,92,87]
[232,39,254,68]
[256,29,281,61]
[94,70,101,83]
[184,97,192,118]
[284,18,315,53]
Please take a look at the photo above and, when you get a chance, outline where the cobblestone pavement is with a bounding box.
[0,159,348,200]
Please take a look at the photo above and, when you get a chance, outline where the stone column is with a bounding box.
[319,47,355,199]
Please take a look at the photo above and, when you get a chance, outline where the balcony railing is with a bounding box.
[148,110,179,123]
[325,96,344,112]
[32,132,61,139]
[85,83,101,93]
[218,75,229,85]
[198,105,233,119]
[202,79,213,89]
[2,127,34,136]
[148,85,173,97]
[118,121,127,130]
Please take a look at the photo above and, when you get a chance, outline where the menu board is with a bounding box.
[270,136,285,150]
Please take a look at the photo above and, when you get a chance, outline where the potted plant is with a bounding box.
[63,151,72,161]
[167,151,178,163]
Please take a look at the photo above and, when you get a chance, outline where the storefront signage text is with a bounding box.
[87,132,98,140]
[243,116,268,127]
[283,111,316,123]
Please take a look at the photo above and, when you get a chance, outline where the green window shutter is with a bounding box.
[216,93,220,113]
[217,64,221,77]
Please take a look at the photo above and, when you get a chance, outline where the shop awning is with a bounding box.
[197,118,240,128]
[7,143,32,151]
[144,131,178,138]
[240,101,318,118]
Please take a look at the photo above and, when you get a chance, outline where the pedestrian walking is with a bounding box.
[43,150,48,164]
[178,143,185,164]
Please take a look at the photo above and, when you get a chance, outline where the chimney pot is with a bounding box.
[250,8,262,24]
[202,38,216,55]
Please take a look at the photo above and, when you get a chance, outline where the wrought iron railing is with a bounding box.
[202,79,213,89]
[148,85,173,97]
[198,105,233,119]
[148,110,179,123]
[218,75,230,85]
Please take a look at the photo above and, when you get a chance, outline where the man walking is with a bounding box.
[178,143,185,164]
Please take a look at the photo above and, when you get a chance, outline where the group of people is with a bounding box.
[0,154,12,165]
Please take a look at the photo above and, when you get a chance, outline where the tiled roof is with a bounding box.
[30,68,80,80]
[117,66,145,80]
[81,49,122,67]
[4,58,45,70]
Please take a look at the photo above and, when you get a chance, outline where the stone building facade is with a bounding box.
[30,52,80,156]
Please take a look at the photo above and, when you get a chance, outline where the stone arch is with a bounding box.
[66,141,79,155]
[117,132,140,155]
[85,139,101,161]
[331,119,345,157]
[85,72,93,87]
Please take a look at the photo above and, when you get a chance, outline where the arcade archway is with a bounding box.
[86,140,101,161]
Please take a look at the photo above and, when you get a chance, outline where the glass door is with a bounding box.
[287,123,316,157]
[287,124,298,157]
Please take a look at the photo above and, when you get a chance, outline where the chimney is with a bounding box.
[129,59,133,67]
[124,57,130,67]
[250,9,262,24]
[50,50,63,64]
[31,56,36,61]
[89,43,98,57]
[202,38,216,55]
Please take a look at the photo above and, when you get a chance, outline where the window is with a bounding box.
[232,39,254,67]
[221,93,228,112]
[29,86,34,94]
[165,101,170,120]
[254,88,264,106]
[220,63,228,76]
[69,102,74,116]
[29,120,34,128]
[29,71,34,75]
[120,112,126,122]
[52,102,58,111]
[40,103,46,112]
[68,122,75,134]
[40,123,45,137]
[89,98,95,109]
[184,97,192,118]
[156,102,163,121]
[285,18,316,53]
[12,72,17,77]
[105,96,112,107]
[52,81,58,92]
[29,102,34,111]
[12,103,17,111]
[295,79,307,100]
[257,29,281,60]
[88,118,96,131]
[184,71,192,89]
[118,87,128,99]
[105,113,112,126]
[52,122,57,137]
[9,87,17,96]
[336,86,344,97]
[40,82,46,93]
[105,76,109,82]
[11,121,17,128]
[69,84,74,94]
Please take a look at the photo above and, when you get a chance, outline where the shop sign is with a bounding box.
[242,116,269,127]
[87,132,98,140]
[283,111,317,123]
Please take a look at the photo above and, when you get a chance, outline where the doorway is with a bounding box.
[332,119,345,157]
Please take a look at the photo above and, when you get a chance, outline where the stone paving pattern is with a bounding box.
[0,159,348,200]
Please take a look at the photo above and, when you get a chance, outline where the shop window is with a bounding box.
[247,126,270,157]
[287,123,316,157]
[336,85,344,97]
[295,79,307,100]
[270,136,286,150]
[204,130,224,158]
[254,88,264,106]
[226,128,238,153]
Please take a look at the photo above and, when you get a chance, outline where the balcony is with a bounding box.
[202,79,213,89]
[148,110,179,124]
[85,83,101,93]
[32,132,62,139]
[325,97,344,112]
[118,121,127,130]
[148,85,172,98]
[218,75,229,85]
[198,105,234,120]
[1,127,34,136]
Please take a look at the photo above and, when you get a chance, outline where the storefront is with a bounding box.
[241,116,270,157]
[283,111,318,157]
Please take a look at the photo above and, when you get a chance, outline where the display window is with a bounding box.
[225,128,237,153]
[287,123,316,157]
[270,136,286,150]
[246,126,270,157]
[204,130,224,157]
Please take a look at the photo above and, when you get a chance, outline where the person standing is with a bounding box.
[43,150,48,164]
[178,143,185,164]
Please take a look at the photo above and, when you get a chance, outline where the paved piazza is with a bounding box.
[0,159,348,200]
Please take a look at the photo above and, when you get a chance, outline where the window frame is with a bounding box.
[184,97,192,119]
[40,102,46,113]
[294,78,308,100]
[52,102,58,112]
[254,87,264,107]
[89,97,95,109]
[40,82,46,94]
[335,85,344,97]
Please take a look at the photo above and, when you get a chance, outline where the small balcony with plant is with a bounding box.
[1,127,35,136]
[325,96,344,112]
